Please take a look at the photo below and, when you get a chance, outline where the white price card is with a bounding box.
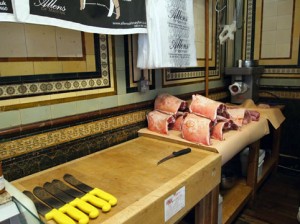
[164,186,186,222]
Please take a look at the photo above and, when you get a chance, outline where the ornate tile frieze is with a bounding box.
[0,110,149,160]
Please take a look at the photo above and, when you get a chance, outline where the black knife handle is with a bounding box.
[172,148,191,157]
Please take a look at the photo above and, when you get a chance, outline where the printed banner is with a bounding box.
[137,0,197,68]
[0,0,15,21]
[8,0,147,34]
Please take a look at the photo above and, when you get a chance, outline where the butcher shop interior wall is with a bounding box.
[0,0,300,180]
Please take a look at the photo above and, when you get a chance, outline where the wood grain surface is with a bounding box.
[12,136,221,224]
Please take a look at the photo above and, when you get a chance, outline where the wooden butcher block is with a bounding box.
[12,136,221,224]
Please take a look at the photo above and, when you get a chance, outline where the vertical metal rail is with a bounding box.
[205,0,210,97]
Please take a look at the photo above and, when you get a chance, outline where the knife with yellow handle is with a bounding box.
[45,181,100,218]
[64,174,118,206]
[23,190,76,224]
[52,179,111,212]
[33,186,89,224]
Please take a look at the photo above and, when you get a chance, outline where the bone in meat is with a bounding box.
[147,110,175,134]
[189,94,228,121]
[181,113,212,146]
[154,93,187,115]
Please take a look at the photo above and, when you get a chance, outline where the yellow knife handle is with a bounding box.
[70,197,99,218]
[89,188,118,206]
[81,193,111,212]
[45,208,76,224]
[59,203,89,224]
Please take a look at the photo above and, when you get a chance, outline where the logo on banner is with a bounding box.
[33,0,66,15]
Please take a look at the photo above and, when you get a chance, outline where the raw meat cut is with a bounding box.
[248,110,260,121]
[227,108,259,127]
[169,112,187,131]
[181,113,213,146]
[147,110,175,134]
[154,93,187,115]
[189,94,229,121]
[211,122,227,141]
[211,120,238,141]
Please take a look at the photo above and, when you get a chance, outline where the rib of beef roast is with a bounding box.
[154,93,187,115]
[147,110,175,134]
[181,113,213,146]
[189,94,229,121]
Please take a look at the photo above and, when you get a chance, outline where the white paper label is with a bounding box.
[164,186,185,222]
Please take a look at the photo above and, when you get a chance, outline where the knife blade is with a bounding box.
[63,174,117,206]
[52,179,111,212]
[33,186,89,224]
[44,181,99,218]
[23,190,76,224]
[157,148,192,165]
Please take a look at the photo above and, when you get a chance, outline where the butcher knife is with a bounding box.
[44,181,99,218]
[33,186,89,224]
[63,174,118,206]
[52,179,111,212]
[23,190,76,224]
[157,148,192,165]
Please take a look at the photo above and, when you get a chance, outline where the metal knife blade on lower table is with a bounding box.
[52,179,111,212]
[33,186,89,224]
[44,181,99,218]
[157,148,192,165]
[23,190,76,224]
[63,174,118,206]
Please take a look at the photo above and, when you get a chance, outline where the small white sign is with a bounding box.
[164,186,186,222]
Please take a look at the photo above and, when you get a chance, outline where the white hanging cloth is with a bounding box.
[137,0,197,69]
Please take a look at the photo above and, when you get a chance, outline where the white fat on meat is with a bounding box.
[189,94,228,121]
[147,110,175,134]
[154,93,187,115]
[181,113,212,146]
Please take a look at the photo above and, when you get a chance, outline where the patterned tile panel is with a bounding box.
[0,110,149,160]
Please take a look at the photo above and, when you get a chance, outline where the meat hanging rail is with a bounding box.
[205,0,210,97]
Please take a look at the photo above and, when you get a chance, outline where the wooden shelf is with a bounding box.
[221,119,283,224]
[221,179,252,224]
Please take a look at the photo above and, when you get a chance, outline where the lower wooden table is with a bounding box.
[12,136,221,224]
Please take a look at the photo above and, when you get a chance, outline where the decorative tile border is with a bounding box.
[245,0,254,60]
[0,110,149,160]
[0,34,115,108]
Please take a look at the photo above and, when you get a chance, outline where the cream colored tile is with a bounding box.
[24,24,57,57]
[55,27,83,57]
[261,44,276,58]
[86,55,96,72]
[277,15,293,30]
[33,61,63,74]
[277,0,293,16]
[84,33,95,55]
[263,2,278,18]
[0,62,34,76]
[276,43,290,57]
[276,30,291,44]
[262,31,276,45]
[0,23,27,57]
[19,95,51,104]
[262,17,277,31]
[62,61,87,73]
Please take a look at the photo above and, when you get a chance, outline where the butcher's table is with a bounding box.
[12,136,221,224]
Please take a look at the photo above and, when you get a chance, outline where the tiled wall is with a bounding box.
[0,104,151,181]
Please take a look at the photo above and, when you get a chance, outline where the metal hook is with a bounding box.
[215,0,227,13]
